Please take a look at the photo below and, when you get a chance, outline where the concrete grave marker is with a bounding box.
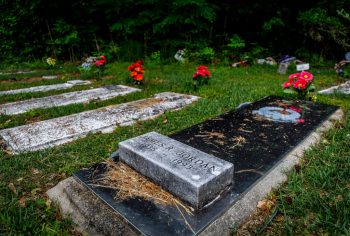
[0,92,199,153]
[119,131,234,209]
[0,85,140,115]
[0,80,91,95]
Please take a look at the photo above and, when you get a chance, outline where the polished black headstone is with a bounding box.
[74,96,339,235]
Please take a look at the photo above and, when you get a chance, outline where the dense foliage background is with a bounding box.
[1,0,349,62]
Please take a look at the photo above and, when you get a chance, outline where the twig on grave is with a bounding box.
[236,169,264,176]
[175,201,195,234]
[229,136,247,149]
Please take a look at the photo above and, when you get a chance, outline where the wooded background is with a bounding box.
[1,0,349,62]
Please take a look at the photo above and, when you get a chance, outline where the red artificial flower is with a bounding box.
[193,65,211,79]
[283,79,294,88]
[300,71,313,82]
[293,78,308,90]
[128,65,135,71]
[297,118,305,124]
[95,60,105,66]
[128,60,145,82]
[134,74,143,81]
[135,60,144,65]
[197,65,207,70]
[289,105,302,113]
[94,55,107,67]
[288,73,300,79]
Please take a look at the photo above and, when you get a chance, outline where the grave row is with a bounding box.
[0,76,347,235]
[0,92,199,153]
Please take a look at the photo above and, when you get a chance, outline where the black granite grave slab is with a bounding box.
[74,96,339,236]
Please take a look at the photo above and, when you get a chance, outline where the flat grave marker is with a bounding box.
[0,85,140,115]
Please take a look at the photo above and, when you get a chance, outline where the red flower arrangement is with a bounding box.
[128,60,145,84]
[94,56,107,67]
[94,56,107,80]
[193,65,211,88]
[283,71,315,100]
[193,65,211,79]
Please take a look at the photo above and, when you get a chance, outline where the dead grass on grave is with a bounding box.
[94,159,193,216]
[235,196,278,236]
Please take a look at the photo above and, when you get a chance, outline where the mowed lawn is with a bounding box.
[0,62,349,235]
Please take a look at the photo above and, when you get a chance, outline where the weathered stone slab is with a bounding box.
[0,80,91,95]
[318,81,350,95]
[119,132,234,209]
[0,92,199,154]
[0,85,140,115]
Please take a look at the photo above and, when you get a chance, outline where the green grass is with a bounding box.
[263,116,350,235]
[0,62,349,235]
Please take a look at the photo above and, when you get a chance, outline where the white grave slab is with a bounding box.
[318,81,350,95]
[0,92,199,153]
[0,80,91,95]
[0,85,140,115]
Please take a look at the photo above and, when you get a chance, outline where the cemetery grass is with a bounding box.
[0,62,348,235]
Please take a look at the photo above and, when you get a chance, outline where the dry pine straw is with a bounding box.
[92,159,194,215]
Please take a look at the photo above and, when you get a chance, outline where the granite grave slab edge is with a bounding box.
[0,92,199,154]
[47,97,343,236]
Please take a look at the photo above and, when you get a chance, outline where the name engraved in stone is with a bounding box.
[119,132,234,208]
[139,135,218,173]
